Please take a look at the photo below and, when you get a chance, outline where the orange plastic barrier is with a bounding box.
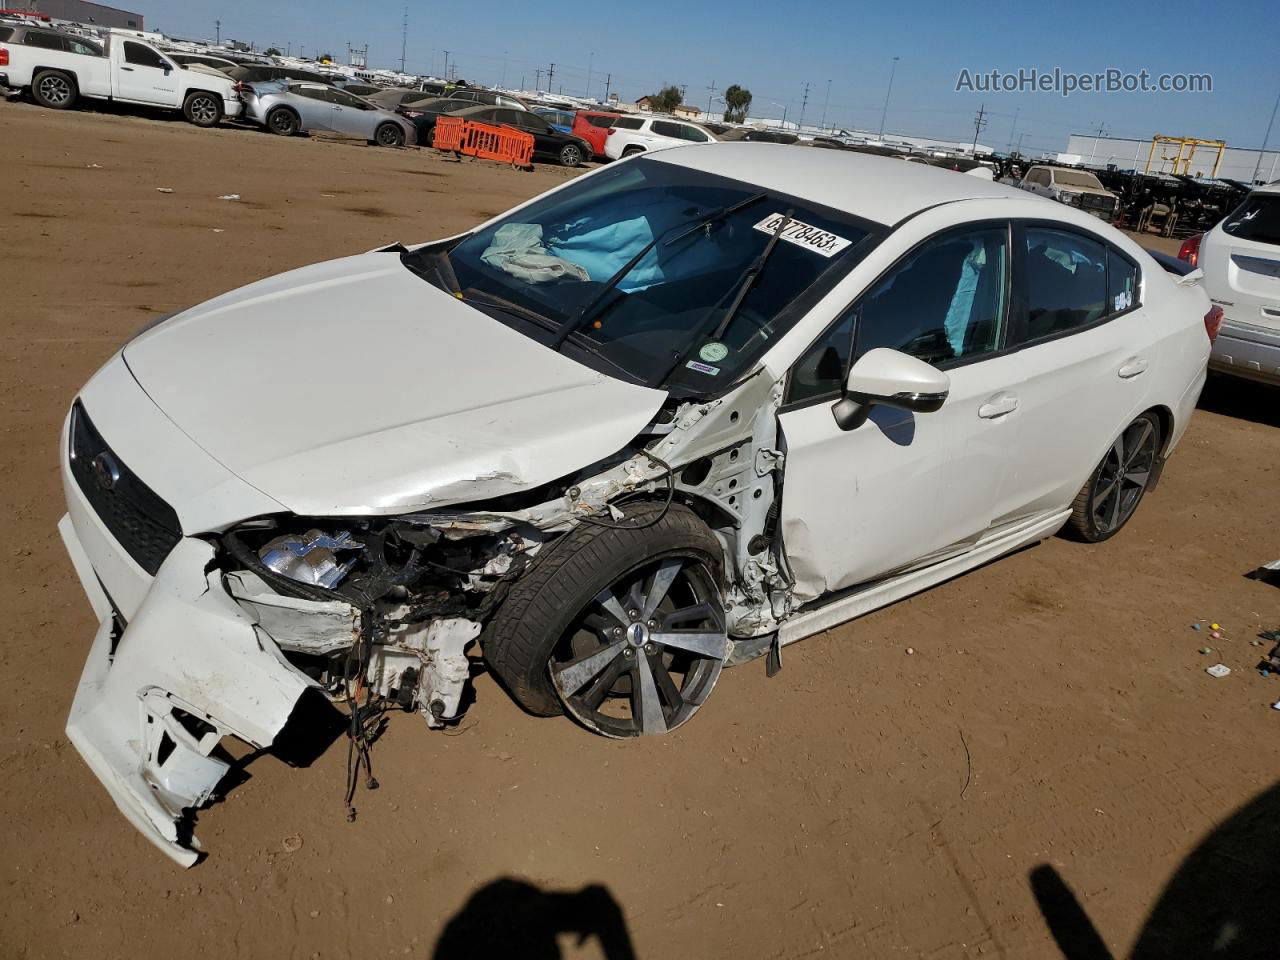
[433,117,534,169]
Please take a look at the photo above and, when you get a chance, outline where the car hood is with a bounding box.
[123,250,667,517]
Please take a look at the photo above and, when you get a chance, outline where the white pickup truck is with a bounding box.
[0,24,241,126]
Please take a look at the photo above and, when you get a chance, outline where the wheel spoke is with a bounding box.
[580,653,631,710]
[554,640,626,696]
[1110,433,1126,469]
[632,654,667,735]
[1105,481,1123,529]
[651,631,727,659]
[663,601,717,627]
[1123,467,1150,488]
[650,654,684,715]
[640,559,682,621]
[594,588,629,627]
[1127,421,1153,465]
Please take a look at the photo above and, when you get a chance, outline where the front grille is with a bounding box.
[69,400,182,575]
[1079,193,1116,212]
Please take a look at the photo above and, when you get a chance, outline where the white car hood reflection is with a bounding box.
[123,251,667,517]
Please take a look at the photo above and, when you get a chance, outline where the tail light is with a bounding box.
[232,81,252,96]
[0,47,9,67]
[1203,305,1224,343]
[606,127,615,136]
[401,109,424,118]
[1178,233,1203,268]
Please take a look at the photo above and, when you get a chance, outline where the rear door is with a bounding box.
[113,40,179,106]
[1203,192,1280,338]
[288,84,334,131]
[994,222,1154,522]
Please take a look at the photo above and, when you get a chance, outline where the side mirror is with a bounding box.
[831,348,950,431]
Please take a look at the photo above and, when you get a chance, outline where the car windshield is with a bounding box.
[1053,170,1104,189]
[412,158,878,395]
[1223,194,1280,246]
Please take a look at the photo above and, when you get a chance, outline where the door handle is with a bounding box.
[120,66,134,71]
[1118,357,1148,379]
[978,393,1018,419]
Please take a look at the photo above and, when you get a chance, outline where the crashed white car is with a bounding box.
[60,144,1213,864]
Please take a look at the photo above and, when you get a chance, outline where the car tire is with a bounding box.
[558,142,584,167]
[621,145,644,157]
[1065,411,1162,543]
[482,502,728,737]
[266,107,299,137]
[182,91,223,128]
[31,69,76,110]
[375,123,404,147]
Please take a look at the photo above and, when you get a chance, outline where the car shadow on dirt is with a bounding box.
[432,877,638,959]
[1029,779,1280,958]
[1197,372,1280,429]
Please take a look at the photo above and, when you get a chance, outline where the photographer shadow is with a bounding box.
[433,877,638,960]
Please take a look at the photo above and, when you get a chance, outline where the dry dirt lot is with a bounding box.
[1,100,1278,960]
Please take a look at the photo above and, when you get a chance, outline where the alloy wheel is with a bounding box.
[39,75,71,105]
[1090,418,1158,535]
[190,97,217,124]
[549,555,728,738]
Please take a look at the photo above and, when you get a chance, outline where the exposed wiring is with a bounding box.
[576,449,676,530]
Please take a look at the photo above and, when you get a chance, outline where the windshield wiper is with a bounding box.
[550,191,767,351]
[709,208,793,341]
[460,288,558,332]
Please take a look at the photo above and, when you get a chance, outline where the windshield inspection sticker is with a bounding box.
[686,360,720,376]
[753,213,852,258]
[699,341,730,363]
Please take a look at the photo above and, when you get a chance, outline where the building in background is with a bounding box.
[12,0,142,30]
[1064,133,1280,184]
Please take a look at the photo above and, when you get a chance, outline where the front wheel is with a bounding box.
[183,91,222,127]
[266,107,299,136]
[32,69,76,110]
[1066,412,1162,542]
[558,142,584,167]
[482,503,728,737]
[375,123,405,147]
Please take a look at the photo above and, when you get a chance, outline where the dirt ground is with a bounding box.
[2,100,1278,960]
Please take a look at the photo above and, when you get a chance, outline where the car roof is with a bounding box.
[647,142,1026,226]
[1251,181,1280,195]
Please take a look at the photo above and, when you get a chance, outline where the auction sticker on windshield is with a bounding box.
[753,213,852,258]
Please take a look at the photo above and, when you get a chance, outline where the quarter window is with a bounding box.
[1022,227,1108,339]
[679,125,710,142]
[612,116,644,130]
[124,41,169,69]
[1107,249,1138,313]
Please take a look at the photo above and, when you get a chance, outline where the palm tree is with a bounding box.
[723,84,752,124]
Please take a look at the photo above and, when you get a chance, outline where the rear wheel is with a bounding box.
[483,503,728,737]
[558,142,584,167]
[266,107,299,137]
[32,69,76,110]
[183,91,222,127]
[375,123,404,147]
[1066,412,1162,542]
[621,145,644,158]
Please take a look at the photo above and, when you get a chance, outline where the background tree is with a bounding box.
[723,84,752,123]
[264,47,282,57]
[650,84,683,113]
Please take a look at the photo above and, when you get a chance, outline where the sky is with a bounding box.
[130,0,1279,154]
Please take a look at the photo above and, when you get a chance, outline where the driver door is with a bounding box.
[324,88,374,138]
[778,222,1025,600]
[114,41,179,106]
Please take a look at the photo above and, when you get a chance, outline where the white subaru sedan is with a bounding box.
[59,144,1212,863]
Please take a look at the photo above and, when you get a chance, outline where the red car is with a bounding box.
[573,110,620,158]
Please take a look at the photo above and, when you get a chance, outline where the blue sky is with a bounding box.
[134,0,1278,153]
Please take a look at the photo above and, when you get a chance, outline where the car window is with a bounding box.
[67,37,102,56]
[680,125,710,142]
[24,31,67,51]
[788,310,856,403]
[612,116,644,130]
[0,27,13,42]
[853,224,1010,367]
[651,120,685,139]
[520,113,551,133]
[1222,194,1280,245]
[293,85,329,101]
[584,114,617,129]
[324,88,365,108]
[1107,249,1139,314]
[1021,226,1108,340]
[124,42,170,69]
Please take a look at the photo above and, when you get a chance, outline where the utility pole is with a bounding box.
[679,84,688,102]
[501,51,508,89]
[1088,120,1109,163]
[878,55,899,139]
[603,73,612,103]
[535,68,543,93]
[548,63,556,89]
[819,78,831,132]
[971,103,988,155]
[1006,105,1020,152]
[586,52,594,99]
[1252,86,1279,183]
[399,6,408,73]
[442,50,450,83]
[798,81,810,130]
[214,19,221,45]
[706,80,716,121]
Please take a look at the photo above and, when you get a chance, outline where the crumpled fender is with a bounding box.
[66,538,314,866]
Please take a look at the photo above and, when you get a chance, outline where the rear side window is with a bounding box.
[24,31,67,51]
[1107,249,1138,313]
[584,114,617,129]
[1022,227,1108,339]
[679,125,710,142]
[612,115,644,130]
[124,42,169,69]
[68,37,103,56]
[0,27,13,42]
[651,120,683,138]
[1223,194,1280,246]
